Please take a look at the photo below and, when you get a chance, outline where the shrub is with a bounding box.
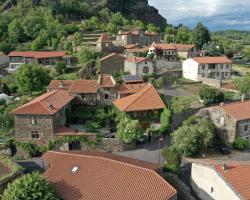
[199,86,224,105]
[162,146,182,174]
[55,61,67,75]
[160,108,171,134]
[18,142,43,158]
[233,138,249,151]
[1,172,58,200]
[171,96,198,114]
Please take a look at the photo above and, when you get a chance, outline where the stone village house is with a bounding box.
[7,51,68,73]
[208,100,250,145]
[12,75,164,145]
[124,57,154,76]
[99,53,125,74]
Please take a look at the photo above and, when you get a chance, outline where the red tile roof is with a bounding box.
[48,80,98,94]
[54,127,96,138]
[8,51,66,59]
[125,56,148,63]
[12,90,74,115]
[43,151,176,200]
[99,53,125,62]
[153,43,176,50]
[220,100,250,121]
[193,160,250,200]
[96,34,112,43]
[172,44,196,51]
[98,74,116,88]
[117,83,147,94]
[125,47,149,53]
[124,44,142,49]
[113,84,165,112]
[192,56,232,64]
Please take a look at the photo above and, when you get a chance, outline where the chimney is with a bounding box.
[222,163,227,171]
[242,94,245,102]
[59,80,64,88]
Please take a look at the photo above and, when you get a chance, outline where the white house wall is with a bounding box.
[182,59,199,81]
[191,163,240,200]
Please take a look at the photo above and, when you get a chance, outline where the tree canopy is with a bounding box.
[192,22,211,49]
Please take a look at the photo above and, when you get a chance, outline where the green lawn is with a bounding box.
[233,64,250,75]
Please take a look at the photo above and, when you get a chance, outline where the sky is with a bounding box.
[148,0,250,31]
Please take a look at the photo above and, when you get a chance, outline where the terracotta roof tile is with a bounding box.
[125,56,148,63]
[99,53,125,62]
[12,90,74,115]
[125,47,149,53]
[48,80,98,94]
[96,34,112,43]
[220,100,250,121]
[153,43,176,50]
[43,151,176,200]
[192,56,232,64]
[98,75,116,88]
[117,83,147,94]
[113,84,165,112]
[8,51,66,59]
[172,44,196,51]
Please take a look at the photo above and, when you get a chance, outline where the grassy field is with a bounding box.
[233,64,250,75]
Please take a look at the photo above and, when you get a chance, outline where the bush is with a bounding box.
[160,108,171,134]
[171,96,198,114]
[1,172,58,200]
[233,138,249,151]
[55,61,67,75]
[162,146,182,174]
[18,142,43,158]
[199,86,224,105]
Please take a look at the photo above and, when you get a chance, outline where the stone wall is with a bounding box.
[100,54,125,74]
[159,70,183,79]
[0,171,23,194]
[98,88,117,106]
[163,172,196,200]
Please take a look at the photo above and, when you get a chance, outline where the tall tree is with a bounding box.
[15,64,51,95]
[192,22,211,49]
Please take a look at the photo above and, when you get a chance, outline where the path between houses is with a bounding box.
[114,135,171,164]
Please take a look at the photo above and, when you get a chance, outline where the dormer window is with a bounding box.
[30,116,37,125]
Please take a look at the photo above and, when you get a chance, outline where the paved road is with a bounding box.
[115,135,171,164]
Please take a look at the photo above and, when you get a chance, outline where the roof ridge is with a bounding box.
[47,151,157,172]
[123,84,152,111]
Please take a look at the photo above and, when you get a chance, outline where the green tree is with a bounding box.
[31,30,49,50]
[2,83,11,95]
[199,86,224,105]
[176,26,191,44]
[147,23,160,33]
[55,61,67,75]
[1,172,58,200]
[160,108,171,134]
[15,64,51,95]
[8,18,24,44]
[171,116,215,156]
[192,22,211,49]
[117,115,143,144]
[162,146,182,174]
[78,47,100,64]
[233,138,249,151]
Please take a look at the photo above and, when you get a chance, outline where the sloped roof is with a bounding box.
[125,47,149,53]
[193,160,250,200]
[117,83,147,94]
[124,44,142,49]
[98,74,116,88]
[99,53,125,62]
[8,51,66,59]
[43,151,176,200]
[96,33,112,43]
[172,44,196,51]
[153,43,176,50]
[12,90,74,115]
[48,80,98,94]
[125,56,148,63]
[220,100,250,121]
[192,56,232,64]
[113,84,165,112]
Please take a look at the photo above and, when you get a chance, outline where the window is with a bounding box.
[220,64,223,69]
[30,116,37,125]
[244,125,249,132]
[226,64,230,69]
[31,131,39,139]
[143,66,149,74]
[105,43,109,47]
[202,65,206,70]
[104,94,109,99]
[122,35,125,40]
[210,187,215,195]
[145,61,147,64]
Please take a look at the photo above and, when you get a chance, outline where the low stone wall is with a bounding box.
[169,108,203,132]
[160,70,183,79]
[81,138,136,152]
[0,171,23,194]
[163,172,196,200]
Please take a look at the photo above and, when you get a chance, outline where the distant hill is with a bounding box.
[1,0,167,28]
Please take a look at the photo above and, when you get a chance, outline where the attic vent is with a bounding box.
[72,166,79,173]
